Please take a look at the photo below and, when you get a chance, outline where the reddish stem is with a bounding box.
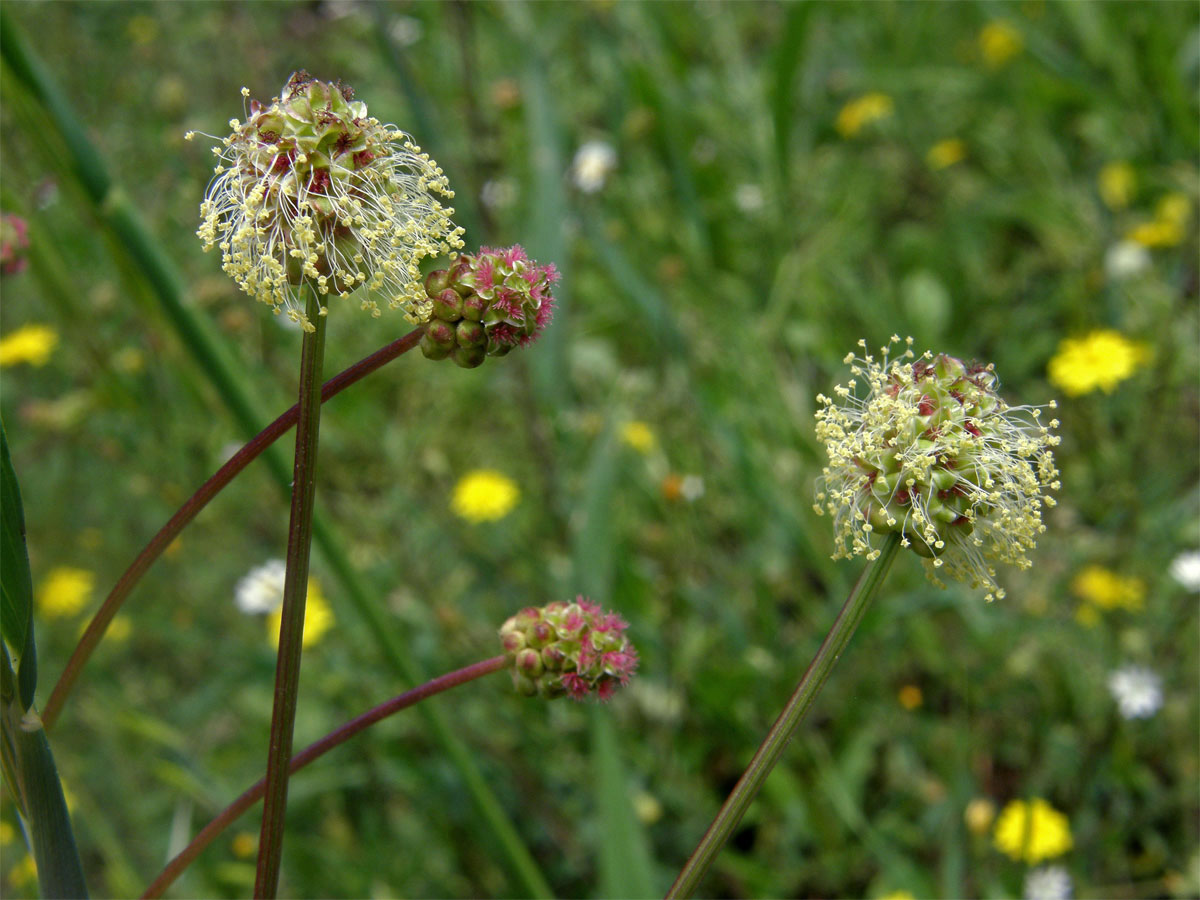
[41,327,423,731]
[141,655,507,899]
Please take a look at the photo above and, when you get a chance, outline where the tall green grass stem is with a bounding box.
[255,290,327,899]
[666,532,902,898]
[142,655,507,900]
[41,328,422,731]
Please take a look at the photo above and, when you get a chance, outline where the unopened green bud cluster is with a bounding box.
[419,245,558,368]
[499,598,637,701]
[814,337,1060,600]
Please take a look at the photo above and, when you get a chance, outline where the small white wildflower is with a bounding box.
[388,15,423,46]
[570,141,617,193]
[734,183,764,213]
[235,560,286,614]
[1104,241,1151,281]
[680,474,705,502]
[1168,549,1200,592]
[480,177,518,211]
[1107,665,1163,719]
[1024,865,1072,900]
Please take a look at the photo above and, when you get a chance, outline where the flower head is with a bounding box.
[419,245,558,368]
[570,141,617,193]
[1107,665,1163,719]
[451,469,520,522]
[1047,330,1146,397]
[993,797,1073,864]
[814,337,1060,600]
[927,138,967,170]
[979,20,1023,67]
[835,92,893,138]
[0,323,58,368]
[620,421,657,454]
[499,597,638,701]
[0,212,30,275]
[192,71,464,331]
[38,567,95,618]
[1169,550,1200,592]
[1070,565,1145,612]
[1098,162,1136,210]
[1024,866,1073,900]
[233,559,334,647]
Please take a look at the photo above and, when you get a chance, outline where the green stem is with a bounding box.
[41,328,422,732]
[666,532,902,899]
[255,291,327,899]
[142,656,507,900]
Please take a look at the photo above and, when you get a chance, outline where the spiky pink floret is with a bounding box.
[561,672,590,700]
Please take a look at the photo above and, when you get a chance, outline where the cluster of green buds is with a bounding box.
[419,245,558,368]
[499,598,637,701]
[190,71,464,331]
[814,337,1060,600]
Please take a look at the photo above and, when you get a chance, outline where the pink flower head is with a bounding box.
[456,244,559,347]
[1,213,30,276]
[498,596,638,702]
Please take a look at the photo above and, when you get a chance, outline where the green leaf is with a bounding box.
[0,420,36,711]
[591,709,657,899]
[8,703,89,898]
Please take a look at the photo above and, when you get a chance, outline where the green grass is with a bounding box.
[1,2,1197,898]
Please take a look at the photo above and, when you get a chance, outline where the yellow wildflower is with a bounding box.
[1127,219,1183,248]
[927,138,967,170]
[979,21,1023,68]
[620,421,657,454]
[835,92,893,138]
[451,469,520,523]
[0,323,58,367]
[632,791,663,825]
[231,831,257,859]
[964,797,996,834]
[1070,565,1145,611]
[1047,330,1147,396]
[267,579,334,649]
[879,893,915,900]
[897,684,923,710]
[1098,162,1136,210]
[1156,191,1191,228]
[38,567,95,618]
[993,797,1073,864]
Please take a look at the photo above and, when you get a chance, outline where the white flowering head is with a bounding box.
[191,71,464,331]
[814,337,1061,600]
[1107,665,1163,719]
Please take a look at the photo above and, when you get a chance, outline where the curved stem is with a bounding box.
[41,327,422,732]
[255,291,327,899]
[142,655,507,899]
[666,533,903,899]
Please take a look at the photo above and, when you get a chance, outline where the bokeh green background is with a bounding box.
[1,2,1197,898]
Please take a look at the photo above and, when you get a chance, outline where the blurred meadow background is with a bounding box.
[1,2,1198,898]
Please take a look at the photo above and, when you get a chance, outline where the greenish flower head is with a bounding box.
[191,71,464,331]
[499,598,637,701]
[814,337,1060,600]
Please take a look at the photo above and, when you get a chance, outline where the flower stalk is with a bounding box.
[255,287,327,899]
[142,656,508,900]
[666,532,902,898]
